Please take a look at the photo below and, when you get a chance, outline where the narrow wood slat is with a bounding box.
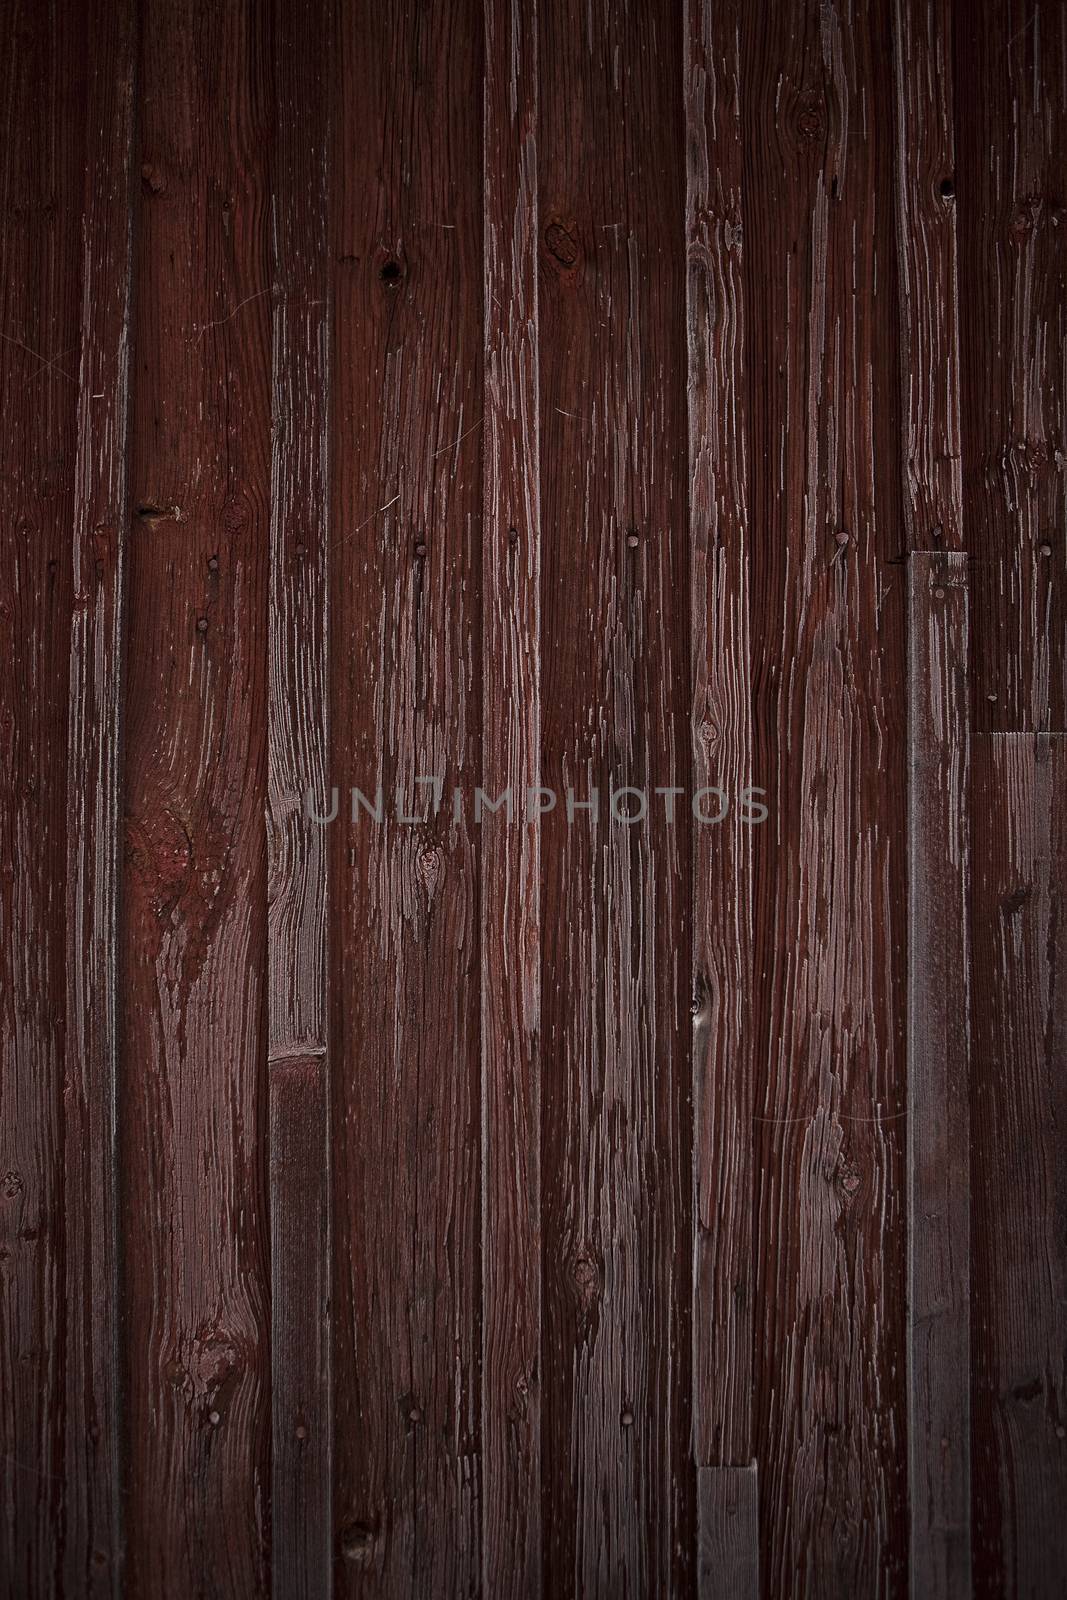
[892,0,965,552]
[956,0,1067,731]
[697,1465,759,1600]
[906,550,971,1598]
[0,3,89,1591]
[267,0,333,1590]
[742,0,910,1589]
[63,0,136,1591]
[894,9,972,1590]
[972,733,1067,1598]
[685,0,754,1480]
[330,3,483,1592]
[538,2,693,1591]
[481,0,541,1593]
[122,0,272,1589]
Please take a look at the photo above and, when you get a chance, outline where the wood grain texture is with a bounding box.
[971,733,1067,1599]
[906,551,971,1599]
[482,0,541,1594]
[696,1465,759,1600]
[741,0,910,1591]
[538,1,692,1593]
[0,1,86,1591]
[330,2,483,1593]
[122,0,272,1590]
[685,0,754,1484]
[956,0,1067,732]
[8,5,1067,1594]
[63,0,135,1590]
[892,0,965,553]
[266,0,333,1591]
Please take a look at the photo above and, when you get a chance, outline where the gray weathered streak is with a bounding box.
[64,0,135,1591]
[481,0,542,1593]
[697,1466,759,1600]
[972,733,1067,1598]
[906,550,971,1599]
[266,0,333,1588]
[685,0,754,1489]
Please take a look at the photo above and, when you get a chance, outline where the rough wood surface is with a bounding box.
[972,733,1067,1599]
[62,0,135,1591]
[893,0,965,553]
[6,3,1067,1595]
[330,3,483,1593]
[742,0,910,1590]
[481,0,542,1594]
[121,0,272,1590]
[696,1465,759,1600]
[906,551,971,1599]
[538,3,692,1594]
[0,2,88,1591]
[266,0,333,1591]
[685,0,754,1487]
[956,0,1067,732]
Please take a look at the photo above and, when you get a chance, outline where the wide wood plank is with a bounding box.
[330,3,483,1593]
[685,0,755,1493]
[122,0,273,1590]
[63,0,135,1591]
[266,0,333,1591]
[906,550,971,1599]
[741,0,910,1590]
[538,2,693,1593]
[972,733,1067,1598]
[956,0,1067,732]
[481,0,541,1593]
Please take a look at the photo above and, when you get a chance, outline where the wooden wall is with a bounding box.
[0,0,1064,1595]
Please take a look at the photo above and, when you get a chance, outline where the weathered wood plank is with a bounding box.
[685,0,755,1490]
[956,0,1067,731]
[0,2,88,1590]
[267,0,333,1591]
[330,2,483,1593]
[972,733,1067,1598]
[538,1,693,1592]
[122,0,272,1590]
[697,1465,759,1600]
[63,0,136,1591]
[482,0,541,1594]
[906,550,971,1599]
[892,0,965,553]
[741,0,910,1589]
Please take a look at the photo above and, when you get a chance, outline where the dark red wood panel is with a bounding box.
[538,2,693,1594]
[972,733,1067,1598]
[266,0,334,1591]
[685,0,754,1474]
[5,2,1067,1595]
[329,2,483,1593]
[684,1,758,1590]
[0,2,88,1591]
[741,0,910,1591]
[121,0,272,1591]
[956,0,1067,733]
[906,551,971,1599]
[481,0,542,1592]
